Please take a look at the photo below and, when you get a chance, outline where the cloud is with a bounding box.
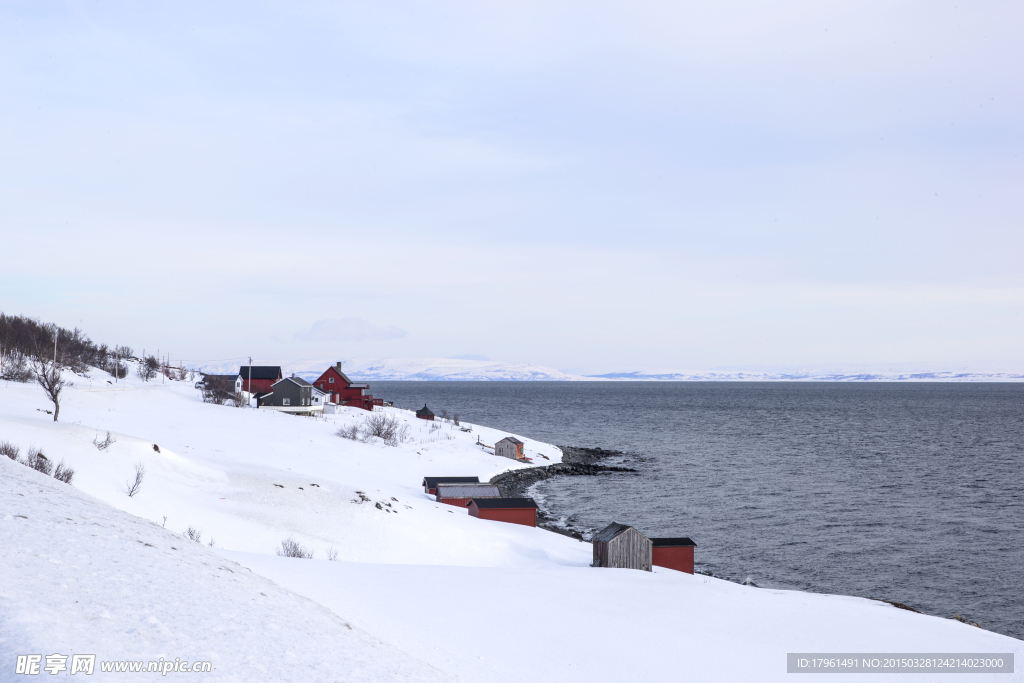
[295,318,408,343]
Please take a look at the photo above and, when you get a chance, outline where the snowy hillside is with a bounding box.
[1,370,1020,681]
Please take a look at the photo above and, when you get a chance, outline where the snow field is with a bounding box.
[1,370,1021,682]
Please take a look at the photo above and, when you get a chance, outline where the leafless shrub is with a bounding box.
[0,350,33,382]
[335,423,360,440]
[183,526,202,543]
[440,409,449,421]
[93,431,116,451]
[276,537,314,559]
[453,412,460,426]
[33,359,69,422]
[0,440,19,460]
[327,547,338,561]
[26,447,52,475]
[125,461,145,497]
[152,444,160,453]
[53,460,75,484]
[361,414,410,447]
[177,366,189,381]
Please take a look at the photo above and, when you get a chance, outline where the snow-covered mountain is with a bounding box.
[286,357,585,382]
[588,366,1024,382]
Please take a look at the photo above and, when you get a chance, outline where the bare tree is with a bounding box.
[34,359,69,422]
[183,526,202,543]
[453,412,460,426]
[125,461,145,497]
[137,355,159,381]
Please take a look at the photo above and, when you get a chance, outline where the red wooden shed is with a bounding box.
[435,483,500,508]
[650,537,696,574]
[416,404,435,421]
[422,476,480,495]
[467,498,538,527]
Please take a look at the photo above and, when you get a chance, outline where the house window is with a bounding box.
[283,398,290,406]
[329,377,334,383]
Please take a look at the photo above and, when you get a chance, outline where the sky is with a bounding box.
[1,1,1021,374]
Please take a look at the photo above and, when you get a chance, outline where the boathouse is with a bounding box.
[591,522,652,572]
[416,404,435,421]
[435,483,500,508]
[494,436,525,460]
[467,498,538,527]
[651,537,697,574]
[422,476,480,495]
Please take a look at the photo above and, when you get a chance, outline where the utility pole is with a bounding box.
[248,356,253,408]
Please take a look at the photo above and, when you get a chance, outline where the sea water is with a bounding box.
[374,381,1024,639]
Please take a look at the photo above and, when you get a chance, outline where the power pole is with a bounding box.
[248,356,253,408]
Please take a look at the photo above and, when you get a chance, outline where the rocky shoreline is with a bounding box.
[488,446,637,540]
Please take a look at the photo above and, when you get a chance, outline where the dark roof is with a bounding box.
[468,498,538,509]
[651,537,697,547]
[423,476,480,488]
[436,484,500,498]
[497,437,524,446]
[205,374,240,381]
[416,404,435,416]
[239,366,282,380]
[273,376,312,388]
[591,522,648,544]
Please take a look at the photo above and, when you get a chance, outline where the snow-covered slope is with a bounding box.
[1,371,1020,681]
[0,457,449,682]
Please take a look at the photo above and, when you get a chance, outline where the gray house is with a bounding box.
[257,375,324,415]
[591,522,653,572]
[494,436,525,460]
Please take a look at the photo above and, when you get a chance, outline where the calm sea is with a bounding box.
[374,381,1024,639]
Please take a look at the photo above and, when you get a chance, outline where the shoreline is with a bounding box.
[489,446,637,540]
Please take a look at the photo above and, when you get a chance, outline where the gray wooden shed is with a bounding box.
[591,522,653,572]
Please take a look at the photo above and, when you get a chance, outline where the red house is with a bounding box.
[238,366,282,395]
[312,362,380,411]
[467,498,538,527]
[651,537,696,574]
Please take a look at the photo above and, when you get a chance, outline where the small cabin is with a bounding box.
[467,498,538,527]
[494,436,525,460]
[435,483,500,508]
[422,476,480,495]
[591,522,652,572]
[651,537,696,574]
[416,404,435,421]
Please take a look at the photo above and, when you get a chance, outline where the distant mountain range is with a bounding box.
[201,357,1024,382]
[588,370,1024,382]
